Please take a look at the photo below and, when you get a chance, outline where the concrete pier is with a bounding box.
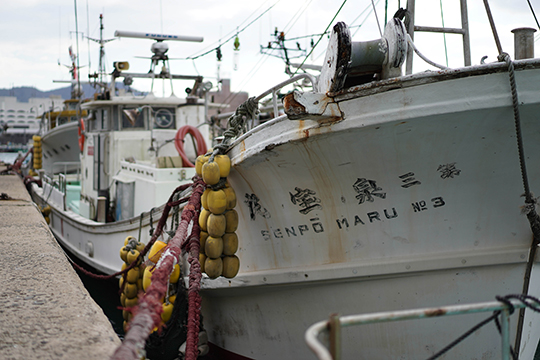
[0,171,120,359]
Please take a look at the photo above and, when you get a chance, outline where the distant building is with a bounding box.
[0,95,65,145]
[207,79,249,129]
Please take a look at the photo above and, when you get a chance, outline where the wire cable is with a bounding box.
[292,0,349,76]
[527,0,540,30]
[187,1,280,60]
[440,0,449,67]
[283,0,313,34]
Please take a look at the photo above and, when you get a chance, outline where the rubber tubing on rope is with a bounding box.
[174,125,207,167]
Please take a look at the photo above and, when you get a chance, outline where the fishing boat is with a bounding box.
[29,28,217,273]
[28,1,540,359]
[36,45,89,177]
[194,4,540,360]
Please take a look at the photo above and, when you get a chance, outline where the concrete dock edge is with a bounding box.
[0,172,121,359]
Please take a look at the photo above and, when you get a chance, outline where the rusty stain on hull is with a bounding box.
[283,92,306,118]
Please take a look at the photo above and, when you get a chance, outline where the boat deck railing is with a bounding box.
[42,174,66,211]
[210,73,317,133]
[254,73,317,117]
[41,171,81,211]
[52,161,81,180]
[305,298,528,360]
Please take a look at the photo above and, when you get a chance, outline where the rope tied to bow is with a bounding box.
[212,97,259,157]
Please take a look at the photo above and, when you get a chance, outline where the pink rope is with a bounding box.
[182,191,204,360]
[110,178,205,360]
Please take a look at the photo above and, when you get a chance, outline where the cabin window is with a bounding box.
[121,107,145,130]
[91,108,110,131]
[153,108,175,129]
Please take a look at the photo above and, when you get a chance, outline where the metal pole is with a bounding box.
[501,308,511,360]
[482,0,503,55]
[460,0,471,65]
[329,314,341,360]
[405,0,415,74]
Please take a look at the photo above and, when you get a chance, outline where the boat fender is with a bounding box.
[199,253,207,273]
[32,135,42,170]
[126,266,140,283]
[214,154,231,178]
[198,152,241,279]
[223,185,237,209]
[78,118,85,153]
[222,232,238,256]
[148,240,168,264]
[169,264,180,284]
[198,209,210,232]
[142,266,155,292]
[205,236,224,259]
[224,209,239,233]
[161,302,174,322]
[195,154,210,176]
[207,214,226,237]
[201,188,211,210]
[222,255,240,278]
[202,161,220,185]
[41,205,51,216]
[126,249,141,265]
[204,257,223,279]
[118,236,147,324]
[199,231,208,254]
[207,189,227,214]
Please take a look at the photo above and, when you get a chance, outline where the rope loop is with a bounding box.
[495,295,516,315]
[213,97,259,156]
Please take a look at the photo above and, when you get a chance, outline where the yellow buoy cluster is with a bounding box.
[119,236,146,332]
[32,135,42,174]
[141,239,181,327]
[41,205,51,225]
[196,153,240,279]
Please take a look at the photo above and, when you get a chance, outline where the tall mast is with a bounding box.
[88,14,115,90]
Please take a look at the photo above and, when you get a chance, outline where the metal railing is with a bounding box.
[52,161,81,180]
[305,299,529,360]
[209,73,317,136]
[254,73,317,117]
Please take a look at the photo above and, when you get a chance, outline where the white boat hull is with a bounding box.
[198,61,540,359]
[41,121,80,174]
[30,182,167,274]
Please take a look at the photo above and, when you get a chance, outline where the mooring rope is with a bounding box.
[181,180,205,360]
[212,97,259,156]
[68,183,193,283]
[110,178,205,360]
[497,52,540,353]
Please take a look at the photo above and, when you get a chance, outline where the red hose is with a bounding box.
[174,125,207,167]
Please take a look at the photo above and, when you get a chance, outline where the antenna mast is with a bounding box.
[88,14,115,89]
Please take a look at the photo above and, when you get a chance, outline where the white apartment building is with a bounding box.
[0,96,65,142]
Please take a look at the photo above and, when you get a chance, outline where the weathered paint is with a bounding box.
[200,61,540,359]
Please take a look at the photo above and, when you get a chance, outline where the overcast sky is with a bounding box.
[1,0,538,99]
